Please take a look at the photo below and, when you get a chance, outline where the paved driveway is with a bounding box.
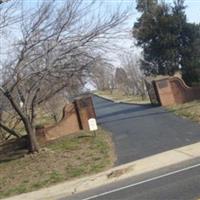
[93,95,200,165]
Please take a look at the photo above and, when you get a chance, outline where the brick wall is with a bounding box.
[36,95,96,142]
[154,77,200,106]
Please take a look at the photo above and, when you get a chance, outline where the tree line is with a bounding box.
[91,53,147,99]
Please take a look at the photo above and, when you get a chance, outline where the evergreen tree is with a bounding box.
[136,0,158,12]
[181,23,200,85]
[134,0,200,85]
[133,0,188,76]
[133,0,200,85]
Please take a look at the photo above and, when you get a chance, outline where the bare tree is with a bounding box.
[0,0,129,152]
[120,52,148,98]
[0,0,10,4]
[115,67,129,95]
[91,56,115,93]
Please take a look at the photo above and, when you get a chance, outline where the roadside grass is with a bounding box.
[0,128,115,199]
[167,100,200,123]
[95,90,150,104]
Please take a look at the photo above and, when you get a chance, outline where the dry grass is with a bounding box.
[0,108,58,140]
[0,128,115,199]
[167,100,200,123]
[95,90,150,104]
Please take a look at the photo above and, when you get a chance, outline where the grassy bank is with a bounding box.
[0,128,115,199]
[95,90,150,104]
[167,100,200,123]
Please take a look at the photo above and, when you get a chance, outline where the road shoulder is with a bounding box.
[4,142,200,200]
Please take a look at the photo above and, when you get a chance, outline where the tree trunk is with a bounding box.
[23,118,39,153]
[1,88,39,153]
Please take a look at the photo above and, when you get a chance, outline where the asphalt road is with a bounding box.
[88,165,200,200]
[93,95,200,165]
[63,159,200,200]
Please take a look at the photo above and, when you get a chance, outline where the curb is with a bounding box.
[93,94,115,103]
[93,94,151,105]
[4,141,200,200]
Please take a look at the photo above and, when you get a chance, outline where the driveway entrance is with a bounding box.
[93,95,200,165]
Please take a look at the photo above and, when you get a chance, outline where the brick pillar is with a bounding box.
[154,78,176,106]
[74,96,96,131]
